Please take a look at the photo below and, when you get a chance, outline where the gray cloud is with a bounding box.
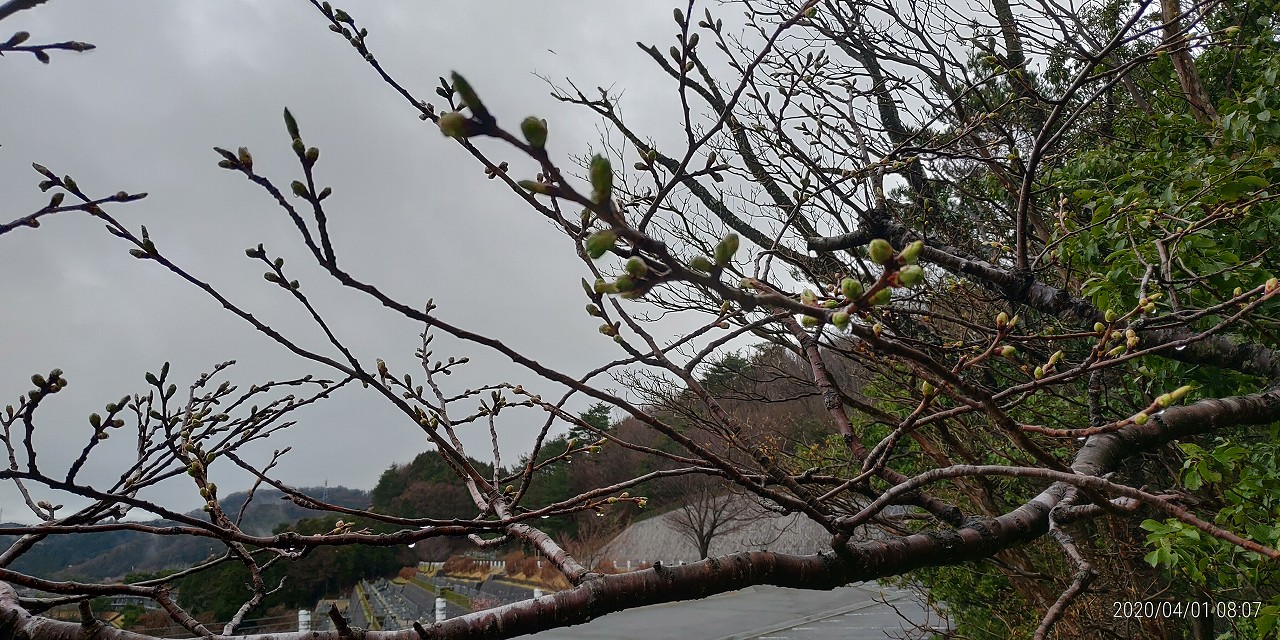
[1,1,694,524]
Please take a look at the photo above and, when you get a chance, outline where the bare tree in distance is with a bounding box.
[4,0,1280,638]
[666,477,758,561]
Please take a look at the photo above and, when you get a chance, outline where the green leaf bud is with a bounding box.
[690,255,714,273]
[898,240,924,264]
[831,311,850,329]
[518,179,553,195]
[520,116,548,149]
[840,278,863,300]
[589,154,613,203]
[1048,350,1064,367]
[292,138,306,155]
[1133,412,1149,425]
[800,314,820,328]
[89,413,102,428]
[996,312,1010,328]
[800,288,818,306]
[594,278,618,294]
[614,274,636,292]
[867,238,894,264]
[449,72,489,120]
[585,230,618,259]
[1155,393,1172,408]
[713,233,740,266]
[1266,277,1278,293]
[869,288,891,306]
[290,181,308,198]
[1169,385,1194,403]
[305,147,320,165]
[1104,309,1117,323]
[1094,322,1106,334]
[1143,302,1156,313]
[586,304,601,317]
[1033,366,1044,380]
[283,108,301,140]
[625,256,647,277]
[1000,345,1017,357]
[921,380,935,396]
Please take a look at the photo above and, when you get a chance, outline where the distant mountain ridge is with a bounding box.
[0,486,369,582]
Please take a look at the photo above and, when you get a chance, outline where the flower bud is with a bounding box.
[897,264,924,287]
[867,239,894,264]
[898,240,924,264]
[438,111,470,138]
[840,278,863,301]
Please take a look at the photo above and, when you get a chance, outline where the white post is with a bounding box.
[435,597,446,622]
[626,560,632,571]
[298,610,311,633]
[533,588,543,599]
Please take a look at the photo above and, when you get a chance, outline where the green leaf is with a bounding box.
[1220,175,1269,199]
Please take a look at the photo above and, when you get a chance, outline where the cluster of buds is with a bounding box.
[800,239,927,331]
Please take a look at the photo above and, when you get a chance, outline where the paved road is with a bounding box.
[527,582,945,640]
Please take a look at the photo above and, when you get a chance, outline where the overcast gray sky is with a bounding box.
[1,1,702,524]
